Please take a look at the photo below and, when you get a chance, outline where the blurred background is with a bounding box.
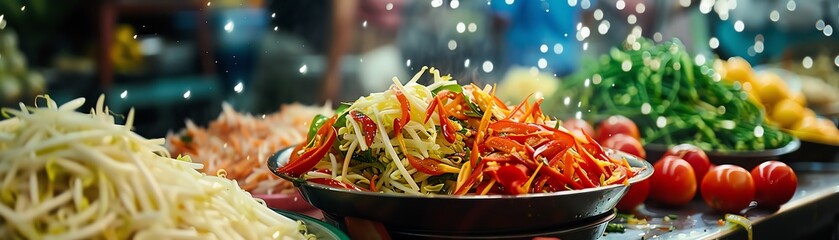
[0,0,836,138]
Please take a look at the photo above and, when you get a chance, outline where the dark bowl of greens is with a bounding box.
[545,38,797,160]
[269,147,653,235]
[645,138,800,169]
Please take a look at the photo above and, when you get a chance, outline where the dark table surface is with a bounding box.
[602,161,839,239]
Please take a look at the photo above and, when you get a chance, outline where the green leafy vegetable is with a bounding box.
[547,38,793,151]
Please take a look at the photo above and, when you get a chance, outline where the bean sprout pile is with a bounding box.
[0,96,307,239]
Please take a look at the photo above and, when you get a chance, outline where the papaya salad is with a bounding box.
[277,67,642,195]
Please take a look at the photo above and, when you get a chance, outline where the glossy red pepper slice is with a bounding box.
[423,96,440,124]
[277,117,338,177]
[575,139,609,179]
[407,156,449,176]
[392,118,404,137]
[482,152,517,162]
[580,131,609,162]
[484,136,526,154]
[393,87,411,134]
[438,113,457,143]
[435,98,458,143]
[574,163,598,188]
[494,164,530,195]
[533,140,568,160]
[307,178,370,192]
[396,135,450,176]
[488,120,544,134]
[350,110,377,147]
[423,92,458,143]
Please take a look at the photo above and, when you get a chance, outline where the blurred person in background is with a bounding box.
[490,0,595,77]
[321,0,407,104]
[251,1,330,113]
[713,0,838,65]
[397,0,495,84]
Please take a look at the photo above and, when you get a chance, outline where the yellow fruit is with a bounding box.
[724,57,754,84]
[793,116,820,133]
[771,99,804,129]
[817,118,839,135]
[803,108,816,119]
[755,72,790,106]
[790,91,807,106]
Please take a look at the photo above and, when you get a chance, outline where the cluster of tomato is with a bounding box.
[562,115,799,213]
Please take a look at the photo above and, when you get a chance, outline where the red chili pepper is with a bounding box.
[530,98,545,124]
[545,148,569,167]
[307,178,370,192]
[532,175,550,192]
[494,164,530,194]
[484,136,526,154]
[392,118,403,137]
[579,130,614,165]
[350,110,377,147]
[396,135,450,176]
[393,87,411,134]
[277,117,337,177]
[435,99,458,143]
[482,152,516,162]
[575,138,609,179]
[533,139,572,160]
[573,162,598,188]
[423,97,439,124]
[423,97,457,143]
[488,120,544,134]
[407,156,449,176]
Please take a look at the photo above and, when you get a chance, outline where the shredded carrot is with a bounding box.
[166,103,333,194]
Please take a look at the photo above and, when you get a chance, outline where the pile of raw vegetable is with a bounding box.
[277,67,642,195]
[547,38,794,151]
[167,102,333,195]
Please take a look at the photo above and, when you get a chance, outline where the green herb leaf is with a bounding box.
[432,84,463,95]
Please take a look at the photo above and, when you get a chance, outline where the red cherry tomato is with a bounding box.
[562,118,595,138]
[650,156,697,207]
[602,134,647,159]
[751,161,797,207]
[595,115,640,142]
[663,144,711,184]
[701,165,755,213]
[616,177,650,212]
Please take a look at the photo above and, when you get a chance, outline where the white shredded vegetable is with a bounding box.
[0,96,307,240]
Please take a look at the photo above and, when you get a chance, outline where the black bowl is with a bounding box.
[385,209,617,239]
[645,138,801,169]
[781,139,839,163]
[268,147,653,235]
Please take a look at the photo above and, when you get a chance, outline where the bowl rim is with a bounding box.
[268,146,654,200]
[644,137,801,158]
